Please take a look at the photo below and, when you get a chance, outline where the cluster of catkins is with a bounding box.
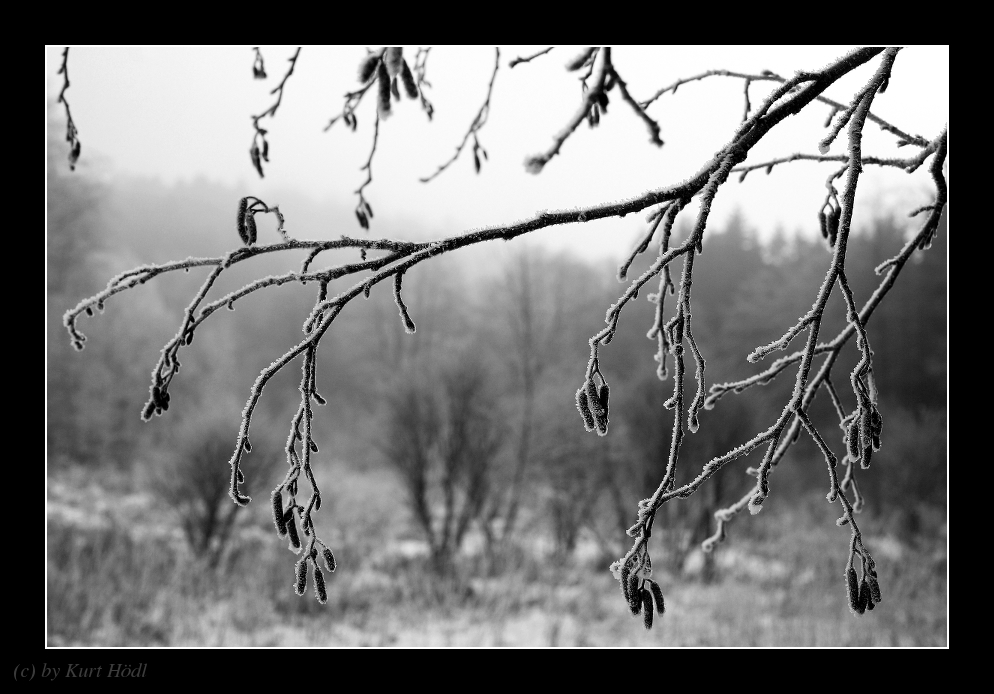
[846,561,882,615]
[359,48,419,121]
[273,488,337,604]
[845,401,883,469]
[819,198,842,248]
[141,383,172,421]
[621,563,666,630]
[575,374,610,435]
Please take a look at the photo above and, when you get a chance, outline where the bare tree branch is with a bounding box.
[57,48,82,171]
[508,47,553,68]
[640,65,930,149]
[249,47,301,178]
[63,47,946,623]
[421,48,500,183]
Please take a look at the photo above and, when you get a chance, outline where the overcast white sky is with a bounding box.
[45,46,948,262]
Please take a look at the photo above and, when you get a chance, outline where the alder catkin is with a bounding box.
[585,380,603,418]
[237,197,249,245]
[627,574,642,616]
[322,547,337,573]
[860,578,874,611]
[847,420,860,460]
[826,205,840,247]
[647,579,666,616]
[245,212,257,246]
[384,47,403,78]
[856,578,869,613]
[576,388,595,431]
[621,564,632,602]
[294,558,307,596]
[641,589,654,630]
[400,60,418,98]
[598,383,610,416]
[358,52,379,84]
[868,575,882,604]
[861,444,873,469]
[376,62,392,119]
[286,511,301,552]
[272,491,287,537]
[846,566,861,615]
[313,565,328,604]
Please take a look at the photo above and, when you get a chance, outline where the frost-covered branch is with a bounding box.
[733,137,941,181]
[605,48,932,625]
[65,47,946,622]
[640,64,930,149]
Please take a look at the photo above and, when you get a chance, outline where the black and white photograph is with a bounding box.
[45,45,948,649]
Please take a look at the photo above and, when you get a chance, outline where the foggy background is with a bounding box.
[47,46,947,646]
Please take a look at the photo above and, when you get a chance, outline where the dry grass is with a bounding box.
[47,460,946,647]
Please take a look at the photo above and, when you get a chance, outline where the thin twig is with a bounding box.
[525,47,611,173]
[508,47,553,68]
[249,47,302,178]
[640,65,929,149]
[57,48,82,171]
[421,48,500,183]
[353,112,380,230]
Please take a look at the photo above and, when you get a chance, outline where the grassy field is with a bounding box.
[47,461,946,647]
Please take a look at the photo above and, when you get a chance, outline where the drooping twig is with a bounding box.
[611,68,664,147]
[412,48,434,120]
[693,52,906,619]
[420,48,500,183]
[525,48,611,173]
[249,47,301,178]
[526,47,663,173]
[508,47,553,68]
[57,48,82,171]
[354,113,379,230]
[640,65,929,149]
[327,48,431,230]
[324,49,383,133]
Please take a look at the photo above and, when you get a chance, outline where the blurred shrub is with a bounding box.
[149,413,279,567]
[381,357,505,574]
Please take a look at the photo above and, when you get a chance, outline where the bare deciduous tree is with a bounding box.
[381,361,505,573]
[150,414,277,569]
[59,46,947,626]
